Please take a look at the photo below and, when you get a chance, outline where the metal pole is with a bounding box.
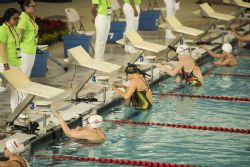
[103,86,107,104]
[151,65,154,81]
[43,114,47,128]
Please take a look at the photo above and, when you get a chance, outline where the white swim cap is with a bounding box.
[5,139,25,154]
[176,44,189,55]
[222,43,232,53]
[88,115,103,128]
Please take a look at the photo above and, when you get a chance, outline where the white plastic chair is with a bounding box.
[65,8,95,53]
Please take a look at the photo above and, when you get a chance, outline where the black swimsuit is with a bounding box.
[131,78,152,110]
[181,67,202,87]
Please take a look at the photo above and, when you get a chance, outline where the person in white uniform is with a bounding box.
[17,0,38,77]
[123,0,141,53]
[91,0,112,60]
[164,0,180,39]
[0,8,22,112]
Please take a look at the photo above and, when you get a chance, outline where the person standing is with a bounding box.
[17,0,38,77]
[164,0,179,39]
[91,0,112,61]
[123,0,141,53]
[0,8,22,112]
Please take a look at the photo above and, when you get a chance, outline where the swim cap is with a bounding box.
[88,115,103,128]
[222,43,232,53]
[5,139,25,154]
[125,63,138,74]
[176,44,189,55]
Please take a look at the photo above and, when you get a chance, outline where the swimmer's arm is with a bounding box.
[218,58,236,66]
[68,129,92,140]
[54,111,76,138]
[112,81,136,99]
[230,30,250,42]
[160,61,175,67]
[236,34,250,42]
[114,82,127,89]
[159,61,183,76]
[201,46,223,58]
[0,161,16,167]
[165,62,176,68]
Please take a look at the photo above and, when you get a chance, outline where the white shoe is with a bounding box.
[63,58,69,63]
[19,113,28,119]
[0,86,7,92]
[165,29,176,39]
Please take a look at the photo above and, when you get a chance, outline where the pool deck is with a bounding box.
[0,0,249,156]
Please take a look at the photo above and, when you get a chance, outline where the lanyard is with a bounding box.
[106,0,111,6]
[29,15,38,35]
[6,24,20,48]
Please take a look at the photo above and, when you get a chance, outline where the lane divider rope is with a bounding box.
[212,73,250,77]
[104,120,250,134]
[33,154,204,167]
[160,93,250,102]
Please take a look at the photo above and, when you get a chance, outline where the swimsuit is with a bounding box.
[12,159,29,167]
[131,78,152,110]
[181,67,202,87]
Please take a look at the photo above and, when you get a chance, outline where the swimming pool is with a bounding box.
[30,55,250,167]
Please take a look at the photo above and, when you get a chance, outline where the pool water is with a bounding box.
[30,55,250,167]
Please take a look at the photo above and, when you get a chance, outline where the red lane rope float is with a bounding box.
[212,73,250,77]
[160,93,250,102]
[33,154,204,167]
[104,120,250,134]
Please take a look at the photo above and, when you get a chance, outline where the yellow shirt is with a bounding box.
[0,24,21,66]
[18,12,39,55]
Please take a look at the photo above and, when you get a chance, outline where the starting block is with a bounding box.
[67,45,122,102]
[0,69,65,127]
[124,30,167,53]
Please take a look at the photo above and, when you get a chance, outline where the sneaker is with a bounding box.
[18,113,28,119]
[0,86,7,92]
[63,58,69,63]
[165,29,176,39]
[165,32,176,39]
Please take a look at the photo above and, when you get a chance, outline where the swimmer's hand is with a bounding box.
[114,82,126,88]
[199,45,207,51]
[54,111,61,119]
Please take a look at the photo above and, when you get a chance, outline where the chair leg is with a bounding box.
[79,21,86,31]
[113,13,118,21]
[90,42,95,54]
[119,9,124,18]
[71,23,77,33]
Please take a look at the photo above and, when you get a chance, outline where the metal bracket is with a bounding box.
[6,94,35,126]
[69,69,96,101]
